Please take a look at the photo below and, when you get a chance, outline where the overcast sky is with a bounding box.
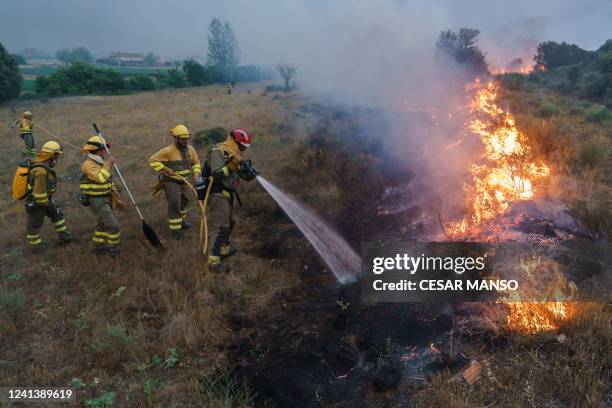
[1,0,610,61]
[1,0,610,104]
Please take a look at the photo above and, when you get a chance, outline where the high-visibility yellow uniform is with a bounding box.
[17,117,36,158]
[80,155,120,253]
[25,163,75,249]
[205,137,243,267]
[149,144,201,233]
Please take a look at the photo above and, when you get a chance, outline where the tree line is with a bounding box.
[0,18,276,101]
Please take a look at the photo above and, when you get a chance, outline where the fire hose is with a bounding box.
[173,174,214,257]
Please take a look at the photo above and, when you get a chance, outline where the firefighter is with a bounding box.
[14,111,36,158]
[79,136,124,257]
[149,124,202,240]
[25,141,78,253]
[204,128,257,272]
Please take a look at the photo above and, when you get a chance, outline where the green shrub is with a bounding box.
[580,73,609,98]
[499,73,524,90]
[585,104,612,123]
[193,127,227,147]
[85,391,115,408]
[128,74,155,91]
[155,69,187,89]
[197,368,253,407]
[0,286,26,319]
[539,102,560,117]
[35,62,127,96]
[92,321,142,351]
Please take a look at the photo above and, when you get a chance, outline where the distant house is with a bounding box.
[27,58,63,67]
[107,52,145,66]
[22,48,45,59]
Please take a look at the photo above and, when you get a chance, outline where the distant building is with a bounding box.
[107,52,145,66]
[22,48,45,59]
[27,58,63,67]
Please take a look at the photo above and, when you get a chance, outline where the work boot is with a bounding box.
[93,246,108,256]
[58,232,79,245]
[220,244,238,260]
[109,248,120,259]
[208,255,230,273]
[209,262,230,273]
[31,243,46,255]
[181,220,192,230]
[172,230,184,240]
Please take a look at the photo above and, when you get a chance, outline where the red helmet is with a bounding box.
[230,128,251,148]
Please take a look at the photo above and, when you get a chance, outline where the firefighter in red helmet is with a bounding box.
[203,128,257,272]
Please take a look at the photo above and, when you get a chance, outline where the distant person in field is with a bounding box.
[14,111,37,158]
[204,128,257,272]
[24,141,78,253]
[79,136,124,257]
[148,124,202,240]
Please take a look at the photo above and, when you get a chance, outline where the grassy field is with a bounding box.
[0,81,610,406]
[20,65,175,76]
[0,83,306,406]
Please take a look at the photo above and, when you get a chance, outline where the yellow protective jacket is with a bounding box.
[207,137,242,180]
[19,118,33,134]
[27,165,56,205]
[148,144,201,181]
[205,137,246,199]
[79,156,115,197]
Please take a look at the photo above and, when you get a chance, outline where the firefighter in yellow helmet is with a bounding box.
[25,141,78,253]
[148,124,202,240]
[14,111,36,158]
[79,135,124,257]
[204,128,257,272]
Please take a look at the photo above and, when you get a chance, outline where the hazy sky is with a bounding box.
[1,0,610,61]
[1,0,610,104]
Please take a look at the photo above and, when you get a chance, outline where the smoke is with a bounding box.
[1,0,609,234]
[1,0,610,105]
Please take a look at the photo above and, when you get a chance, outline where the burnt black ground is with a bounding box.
[231,256,454,407]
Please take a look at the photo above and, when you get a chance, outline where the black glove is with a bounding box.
[195,177,208,200]
[239,160,258,181]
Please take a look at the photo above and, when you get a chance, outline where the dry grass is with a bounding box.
[0,83,309,405]
[501,86,612,240]
[413,303,611,407]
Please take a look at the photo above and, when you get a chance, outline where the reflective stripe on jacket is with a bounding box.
[20,119,33,134]
[27,165,56,205]
[80,158,114,197]
[149,144,201,180]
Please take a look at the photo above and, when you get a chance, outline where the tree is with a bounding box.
[55,48,72,64]
[143,52,157,66]
[436,28,488,76]
[183,59,211,86]
[11,54,27,65]
[206,18,240,71]
[0,42,22,102]
[56,46,92,64]
[533,41,593,71]
[276,63,297,91]
[71,46,92,63]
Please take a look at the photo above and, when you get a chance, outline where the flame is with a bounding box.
[502,256,577,334]
[443,79,577,334]
[490,63,534,75]
[449,79,550,233]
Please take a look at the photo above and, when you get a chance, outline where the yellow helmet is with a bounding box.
[23,111,32,119]
[41,140,63,154]
[170,124,190,139]
[83,135,109,152]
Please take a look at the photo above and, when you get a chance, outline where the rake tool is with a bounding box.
[92,123,164,250]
